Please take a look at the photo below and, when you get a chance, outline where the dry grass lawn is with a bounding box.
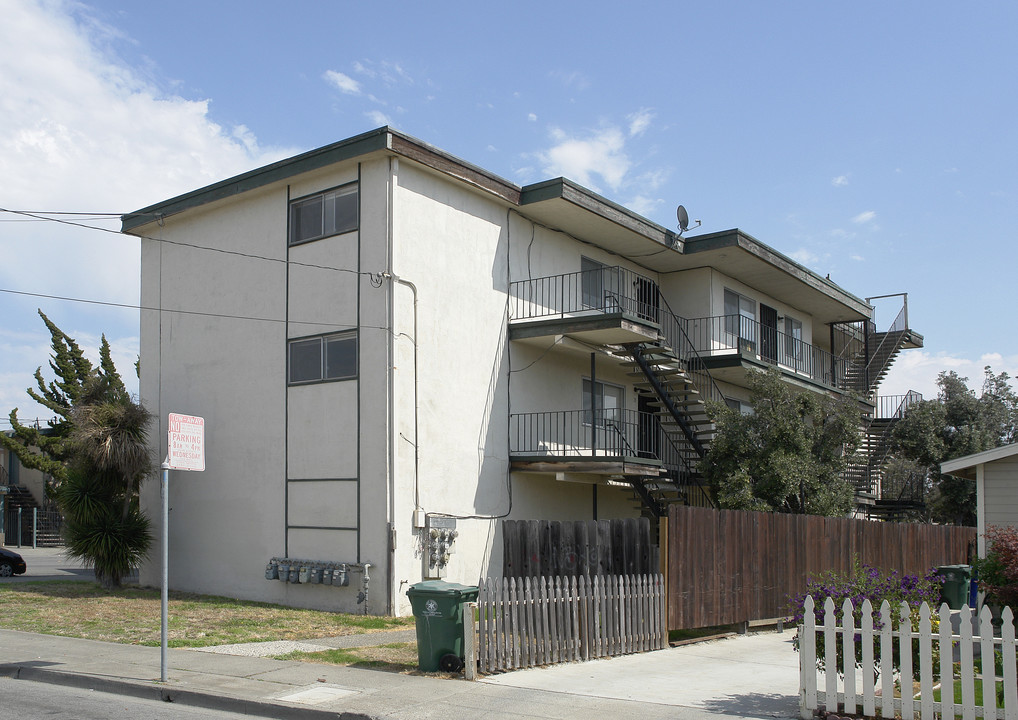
[0,581,414,648]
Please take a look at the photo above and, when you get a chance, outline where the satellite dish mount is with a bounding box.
[676,205,701,236]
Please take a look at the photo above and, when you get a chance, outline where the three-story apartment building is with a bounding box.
[125,128,921,615]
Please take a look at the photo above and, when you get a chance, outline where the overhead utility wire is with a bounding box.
[0,208,373,280]
[0,286,398,337]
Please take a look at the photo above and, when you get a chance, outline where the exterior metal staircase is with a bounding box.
[3,483,63,547]
[616,297,725,517]
[843,392,925,514]
[842,328,913,396]
[839,299,922,397]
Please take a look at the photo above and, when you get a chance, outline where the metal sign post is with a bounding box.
[161,413,205,683]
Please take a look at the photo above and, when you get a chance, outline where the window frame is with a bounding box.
[723,288,757,349]
[582,378,625,427]
[287,331,358,385]
[288,183,359,246]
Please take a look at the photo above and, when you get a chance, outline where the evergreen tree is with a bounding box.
[702,368,861,515]
[2,311,153,587]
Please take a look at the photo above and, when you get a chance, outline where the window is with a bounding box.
[723,289,756,349]
[725,397,754,415]
[580,257,621,312]
[784,316,803,362]
[582,378,624,425]
[288,332,357,384]
[289,184,358,245]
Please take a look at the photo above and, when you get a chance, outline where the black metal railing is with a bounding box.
[684,314,850,388]
[509,409,698,475]
[875,391,923,420]
[656,297,726,410]
[510,408,652,458]
[509,266,661,324]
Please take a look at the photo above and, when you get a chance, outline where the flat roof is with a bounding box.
[122,127,872,321]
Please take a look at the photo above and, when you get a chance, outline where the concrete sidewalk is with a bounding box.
[0,627,800,720]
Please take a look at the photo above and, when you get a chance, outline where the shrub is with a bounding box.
[974,525,1018,609]
[787,562,943,678]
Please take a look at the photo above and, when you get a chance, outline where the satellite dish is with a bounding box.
[676,205,689,232]
[675,205,702,236]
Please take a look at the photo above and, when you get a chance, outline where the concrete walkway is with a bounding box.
[0,626,801,720]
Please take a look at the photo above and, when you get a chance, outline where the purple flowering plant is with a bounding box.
[787,561,944,678]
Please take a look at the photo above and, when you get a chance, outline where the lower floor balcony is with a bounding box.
[508,409,697,479]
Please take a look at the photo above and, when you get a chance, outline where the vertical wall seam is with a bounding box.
[356,163,362,563]
[284,185,291,559]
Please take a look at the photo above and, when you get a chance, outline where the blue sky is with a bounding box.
[2,0,1016,425]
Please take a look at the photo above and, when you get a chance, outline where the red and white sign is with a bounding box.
[167,413,205,471]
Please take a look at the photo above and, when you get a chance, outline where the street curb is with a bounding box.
[0,664,374,720]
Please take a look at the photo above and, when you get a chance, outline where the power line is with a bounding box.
[0,208,372,279]
[0,286,402,336]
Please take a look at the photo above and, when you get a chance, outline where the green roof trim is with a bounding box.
[122,127,522,232]
[520,177,683,249]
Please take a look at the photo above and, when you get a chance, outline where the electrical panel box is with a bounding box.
[423,515,457,579]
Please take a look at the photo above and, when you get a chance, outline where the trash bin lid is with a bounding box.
[407,580,479,597]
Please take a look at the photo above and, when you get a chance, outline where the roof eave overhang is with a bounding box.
[122,127,522,233]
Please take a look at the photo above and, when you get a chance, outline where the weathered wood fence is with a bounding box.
[668,505,976,629]
[476,573,667,674]
[800,596,1018,720]
[503,518,654,577]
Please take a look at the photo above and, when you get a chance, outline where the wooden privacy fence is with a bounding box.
[502,518,654,578]
[476,573,667,674]
[668,505,976,629]
[800,595,1018,720]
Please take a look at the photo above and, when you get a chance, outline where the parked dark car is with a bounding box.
[0,547,27,576]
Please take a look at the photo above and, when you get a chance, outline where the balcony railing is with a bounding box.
[509,266,660,323]
[685,314,850,389]
[874,391,923,420]
[509,409,698,476]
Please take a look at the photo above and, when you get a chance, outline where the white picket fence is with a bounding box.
[799,595,1018,720]
[476,573,667,674]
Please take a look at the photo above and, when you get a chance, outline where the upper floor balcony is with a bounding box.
[508,266,661,346]
[685,314,851,390]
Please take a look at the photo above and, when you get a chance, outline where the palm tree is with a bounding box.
[58,382,153,589]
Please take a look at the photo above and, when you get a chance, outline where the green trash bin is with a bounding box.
[406,580,478,672]
[937,564,972,610]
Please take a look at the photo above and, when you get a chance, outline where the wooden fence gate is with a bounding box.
[477,573,667,674]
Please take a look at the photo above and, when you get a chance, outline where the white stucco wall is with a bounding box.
[138,184,290,601]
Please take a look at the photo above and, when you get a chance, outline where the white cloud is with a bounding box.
[852,210,877,224]
[528,113,537,122]
[366,110,392,126]
[627,109,654,137]
[879,350,1018,399]
[788,248,823,268]
[0,0,295,420]
[323,70,361,95]
[850,254,865,262]
[832,175,849,187]
[538,126,630,192]
[625,195,660,216]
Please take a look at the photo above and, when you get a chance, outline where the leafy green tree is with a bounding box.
[2,311,153,587]
[702,369,861,515]
[891,367,1018,526]
[1,311,130,486]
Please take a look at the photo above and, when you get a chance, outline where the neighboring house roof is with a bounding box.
[941,443,1018,480]
[122,126,871,323]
